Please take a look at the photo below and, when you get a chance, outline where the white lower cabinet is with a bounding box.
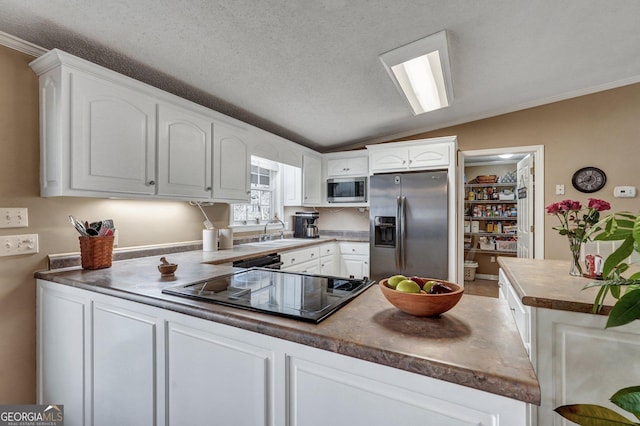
[92,302,163,426]
[166,321,272,426]
[319,256,336,276]
[280,243,341,277]
[319,243,337,276]
[287,351,523,426]
[283,258,320,274]
[37,284,88,425]
[339,242,370,279]
[37,279,527,426]
[280,246,320,272]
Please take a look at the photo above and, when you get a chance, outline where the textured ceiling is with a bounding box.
[1,1,639,151]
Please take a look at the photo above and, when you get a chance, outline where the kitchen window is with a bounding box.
[231,156,282,226]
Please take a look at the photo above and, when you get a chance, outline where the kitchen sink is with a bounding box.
[243,238,303,248]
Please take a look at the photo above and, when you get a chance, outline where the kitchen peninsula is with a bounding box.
[498,257,640,426]
[36,240,538,426]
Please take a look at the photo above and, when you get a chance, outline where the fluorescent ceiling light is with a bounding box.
[380,30,453,115]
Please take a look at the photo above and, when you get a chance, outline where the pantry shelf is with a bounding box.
[464,216,518,221]
[464,249,518,255]
[465,200,517,204]
[465,232,516,237]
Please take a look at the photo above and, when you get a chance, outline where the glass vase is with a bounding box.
[568,238,583,277]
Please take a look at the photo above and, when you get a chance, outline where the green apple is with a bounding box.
[387,275,407,289]
[396,279,421,293]
[422,280,439,293]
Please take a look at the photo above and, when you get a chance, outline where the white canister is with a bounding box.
[218,228,233,249]
[202,229,218,252]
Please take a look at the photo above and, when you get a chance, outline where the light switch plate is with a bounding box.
[1,234,39,257]
[1,208,28,228]
[555,184,565,195]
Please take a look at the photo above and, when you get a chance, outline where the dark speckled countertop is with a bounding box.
[498,257,620,314]
[37,240,539,405]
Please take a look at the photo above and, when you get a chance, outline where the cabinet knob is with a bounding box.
[148,180,156,185]
[402,160,406,165]
[311,253,314,257]
[206,186,212,191]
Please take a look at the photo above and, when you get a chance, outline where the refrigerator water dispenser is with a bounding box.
[374,216,396,247]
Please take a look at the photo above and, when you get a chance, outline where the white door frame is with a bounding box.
[457,145,545,281]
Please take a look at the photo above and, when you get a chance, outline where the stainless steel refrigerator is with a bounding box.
[369,171,448,281]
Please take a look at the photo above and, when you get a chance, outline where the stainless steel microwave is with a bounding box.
[327,177,367,203]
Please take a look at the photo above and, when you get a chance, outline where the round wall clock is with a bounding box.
[571,167,607,193]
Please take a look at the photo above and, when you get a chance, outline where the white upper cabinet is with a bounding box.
[157,104,213,199]
[30,49,307,203]
[282,164,302,206]
[212,122,250,203]
[367,139,452,173]
[302,153,322,205]
[325,155,368,177]
[70,73,158,195]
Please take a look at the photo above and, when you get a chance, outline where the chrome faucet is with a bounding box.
[261,218,286,241]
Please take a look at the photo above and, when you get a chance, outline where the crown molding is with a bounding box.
[0,31,47,57]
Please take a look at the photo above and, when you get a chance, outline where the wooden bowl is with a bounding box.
[158,263,178,277]
[379,278,463,316]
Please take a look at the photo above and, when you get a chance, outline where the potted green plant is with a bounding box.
[554,210,640,425]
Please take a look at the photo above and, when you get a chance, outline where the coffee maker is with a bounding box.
[293,212,319,239]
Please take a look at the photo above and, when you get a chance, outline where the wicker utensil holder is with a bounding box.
[79,235,114,270]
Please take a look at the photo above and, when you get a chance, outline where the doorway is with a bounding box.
[457,145,544,291]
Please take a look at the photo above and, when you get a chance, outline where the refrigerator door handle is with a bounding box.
[400,196,407,270]
[396,196,402,270]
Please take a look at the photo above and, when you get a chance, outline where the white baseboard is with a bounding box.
[475,273,498,281]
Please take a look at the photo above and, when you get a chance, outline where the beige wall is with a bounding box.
[326,83,640,261]
[2,40,639,402]
[410,84,640,261]
[0,45,229,403]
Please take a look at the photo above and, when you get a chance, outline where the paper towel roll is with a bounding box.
[202,229,218,252]
[219,228,233,249]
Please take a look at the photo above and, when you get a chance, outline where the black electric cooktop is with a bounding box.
[162,268,375,323]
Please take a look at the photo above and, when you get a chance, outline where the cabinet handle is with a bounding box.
[148,180,156,185]
[246,190,251,194]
